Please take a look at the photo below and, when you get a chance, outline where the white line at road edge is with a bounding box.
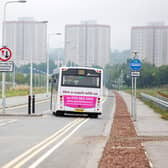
[0,119,17,127]
[28,118,89,168]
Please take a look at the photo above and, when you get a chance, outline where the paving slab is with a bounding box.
[144,141,168,168]
[119,91,168,168]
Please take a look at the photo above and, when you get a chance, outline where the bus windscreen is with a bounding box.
[61,69,101,88]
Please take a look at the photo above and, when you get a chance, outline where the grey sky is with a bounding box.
[0,0,168,50]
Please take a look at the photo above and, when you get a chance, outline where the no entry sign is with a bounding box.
[0,47,12,61]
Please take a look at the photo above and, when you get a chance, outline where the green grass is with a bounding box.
[159,89,168,95]
[125,88,168,98]
[0,87,46,98]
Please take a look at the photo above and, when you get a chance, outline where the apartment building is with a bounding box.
[131,23,168,66]
[4,18,47,65]
[64,22,111,67]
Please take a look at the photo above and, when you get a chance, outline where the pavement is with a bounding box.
[120,91,168,168]
[0,93,50,116]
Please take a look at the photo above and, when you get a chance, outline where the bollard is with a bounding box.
[32,95,35,114]
[28,95,31,114]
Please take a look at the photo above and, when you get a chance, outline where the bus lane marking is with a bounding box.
[2,118,87,168]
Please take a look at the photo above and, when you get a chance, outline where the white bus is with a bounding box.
[50,67,103,118]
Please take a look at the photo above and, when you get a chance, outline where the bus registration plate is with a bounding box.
[75,108,84,112]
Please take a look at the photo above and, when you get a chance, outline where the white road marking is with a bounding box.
[29,118,89,168]
[2,118,88,168]
[0,119,17,127]
[13,119,84,168]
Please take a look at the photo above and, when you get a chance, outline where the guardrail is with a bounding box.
[140,93,168,110]
[157,95,168,102]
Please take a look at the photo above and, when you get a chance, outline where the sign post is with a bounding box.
[129,58,142,121]
[0,47,13,113]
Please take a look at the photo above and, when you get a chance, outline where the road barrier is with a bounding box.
[140,93,168,110]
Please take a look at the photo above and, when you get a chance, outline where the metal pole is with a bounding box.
[133,77,135,121]
[1,2,7,113]
[46,44,49,95]
[12,62,15,88]
[34,71,36,88]
[47,33,62,95]
[131,76,134,117]
[29,55,33,115]
[50,79,53,111]
[2,73,6,113]
[38,72,41,88]
[133,77,135,120]
[1,1,27,113]
[85,24,88,66]
[132,77,135,121]
[134,77,137,121]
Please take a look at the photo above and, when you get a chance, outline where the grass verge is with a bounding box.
[0,86,46,98]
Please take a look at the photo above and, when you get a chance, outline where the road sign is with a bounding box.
[0,47,12,62]
[131,71,140,77]
[0,61,14,72]
[129,59,142,71]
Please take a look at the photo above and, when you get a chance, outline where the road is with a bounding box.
[0,91,115,168]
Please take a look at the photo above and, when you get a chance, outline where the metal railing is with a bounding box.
[140,93,168,110]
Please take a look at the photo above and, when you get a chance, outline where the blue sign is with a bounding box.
[129,59,142,71]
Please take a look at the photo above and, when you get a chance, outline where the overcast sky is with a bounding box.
[0,0,168,50]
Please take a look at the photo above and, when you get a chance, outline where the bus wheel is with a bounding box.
[56,111,64,116]
[89,114,98,118]
[52,112,56,116]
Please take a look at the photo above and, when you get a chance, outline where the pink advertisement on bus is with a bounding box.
[64,95,96,108]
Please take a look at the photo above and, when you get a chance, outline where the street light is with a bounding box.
[1,0,27,113]
[3,1,27,26]
[47,32,62,96]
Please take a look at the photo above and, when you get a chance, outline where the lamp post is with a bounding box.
[47,32,62,96]
[1,0,27,113]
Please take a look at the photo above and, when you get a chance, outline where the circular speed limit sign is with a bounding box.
[0,47,12,61]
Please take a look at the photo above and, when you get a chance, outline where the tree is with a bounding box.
[158,65,168,85]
